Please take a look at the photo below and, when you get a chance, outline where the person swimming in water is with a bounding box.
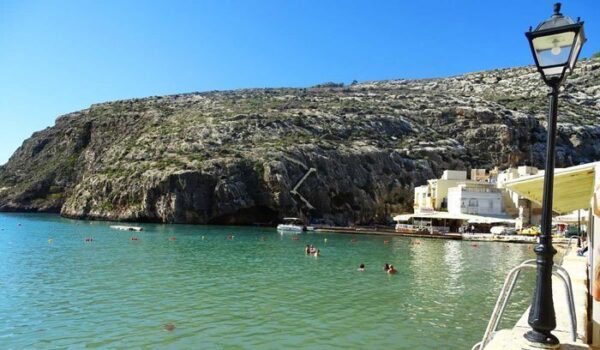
[358,263,365,272]
[313,249,320,257]
[309,245,316,255]
[305,245,310,255]
[387,265,397,274]
[384,263,390,271]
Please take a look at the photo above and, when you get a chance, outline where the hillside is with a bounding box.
[1,58,599,225]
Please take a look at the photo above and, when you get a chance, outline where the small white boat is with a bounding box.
[110,225,144,232]
[277,217,305,233]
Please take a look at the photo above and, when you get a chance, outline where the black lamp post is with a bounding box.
[524,3,586,347]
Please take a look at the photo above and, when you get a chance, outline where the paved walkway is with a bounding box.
[483,246,589,349]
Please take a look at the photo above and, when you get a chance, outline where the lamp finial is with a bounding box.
[553,3,562,17]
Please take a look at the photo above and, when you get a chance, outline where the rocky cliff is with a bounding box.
[1,58,599,225]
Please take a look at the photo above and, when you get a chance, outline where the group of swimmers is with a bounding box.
[358,263,397,274]
[304,244,320,257]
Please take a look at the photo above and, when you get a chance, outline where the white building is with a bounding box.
[413,170,474,212]
[447,183,504,216]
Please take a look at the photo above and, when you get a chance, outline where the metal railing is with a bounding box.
[559,236,581,266]
[472,259,577,350]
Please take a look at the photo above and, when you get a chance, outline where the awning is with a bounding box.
[554,210,589,224]
[504,162,600,214]
[393,211,515,224]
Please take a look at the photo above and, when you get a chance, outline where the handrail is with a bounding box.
[559,236,580,266]
[473,259,577,350]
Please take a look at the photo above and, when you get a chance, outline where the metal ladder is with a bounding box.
[472,257,577,350]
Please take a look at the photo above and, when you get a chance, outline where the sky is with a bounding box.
[1,0,599,165]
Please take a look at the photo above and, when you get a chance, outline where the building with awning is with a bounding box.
[393,209,515,234]
[503,161,599,215]
[503,161,600,346]
[393,211,515,224]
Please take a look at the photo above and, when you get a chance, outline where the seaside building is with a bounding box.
[496,166,542,230]
[413,170,479,212]
[399,169,513,233]
[447,182,504,216]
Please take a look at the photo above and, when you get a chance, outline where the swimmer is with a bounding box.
[292,235,299,240]
[84,237,93,242]
[383,240,390,244]
[227,235,233,240]
[471,243,479,247]
[305,245,310,255]
[384,263,390,271]
[202,236,205,240]
[131,236,139,241]
[351,238,357,244]
[163,323,175,332]
[313,249,321,257]
[387,265,398,274]
[169,236,176,241]
[309,245,316,255]
[324,238,328,243]
[358,263,365,272]
[48,238,53,244]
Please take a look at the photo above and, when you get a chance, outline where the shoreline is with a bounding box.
[0,212,574,245]
[315,226,574,245]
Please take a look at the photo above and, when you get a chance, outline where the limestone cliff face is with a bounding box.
[1,58,599,225]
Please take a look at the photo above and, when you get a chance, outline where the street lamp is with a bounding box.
[524,2,586,347]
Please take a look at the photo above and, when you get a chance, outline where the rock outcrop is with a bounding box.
[1,58,599,225]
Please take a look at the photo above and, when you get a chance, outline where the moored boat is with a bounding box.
[110,225,144,232]
[277,218,305,233]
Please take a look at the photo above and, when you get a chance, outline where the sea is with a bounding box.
[0,213,536,349]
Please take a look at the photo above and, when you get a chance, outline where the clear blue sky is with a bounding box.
[1,0,599,165]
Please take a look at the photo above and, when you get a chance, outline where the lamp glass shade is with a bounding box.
[531,31,575,76]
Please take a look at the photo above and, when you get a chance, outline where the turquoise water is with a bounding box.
[0,213,535,349]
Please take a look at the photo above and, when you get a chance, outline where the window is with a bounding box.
[469,199,478,207]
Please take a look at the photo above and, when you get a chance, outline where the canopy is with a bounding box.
[393,211,515,224]
[553,210,589,224]
[504,162,599,214]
